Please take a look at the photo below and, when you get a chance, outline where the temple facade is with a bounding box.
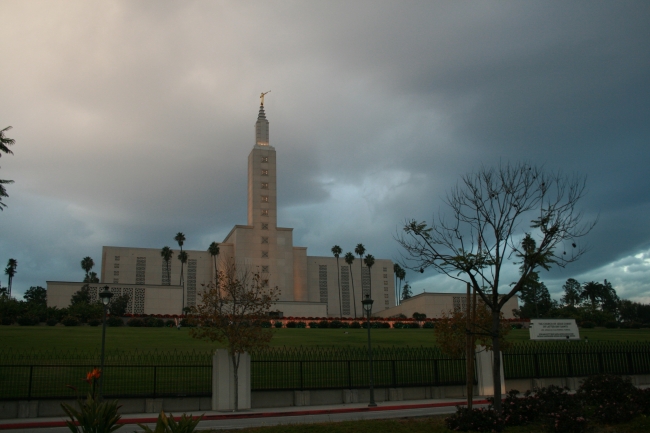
[47,102,396,317]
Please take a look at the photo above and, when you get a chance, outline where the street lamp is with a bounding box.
[98,286,113,400]
[361,294,376,407]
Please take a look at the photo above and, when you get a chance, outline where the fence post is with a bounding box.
[300,361,303,391]
[434,359,439,386]
[627,352,634,375]
[153,366,157,399]
[598,352,604,374]
[348,360,352,388]
[392,360,397,387]
[534,354,540,378]
[28,366,34,400]
[566,353,573,378]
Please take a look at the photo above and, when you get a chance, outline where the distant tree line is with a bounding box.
[514,276,650,327]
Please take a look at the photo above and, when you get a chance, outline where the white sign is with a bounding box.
[529,319,580,340]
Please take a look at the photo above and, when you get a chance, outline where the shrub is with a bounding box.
[580,321,595,328]
[308,321,319,328]
[329,320,343,329]
[423,321,435,329]
[46,318,58,326]
[17,316,39,326]
[409,322,420,329]
[153,318,165,327]
[62,316,79,327]
[285,321,297,328]
[350,321,361,329]
[260,321,272,328]
[444,406,504,432]
[318,320,329,329]
[296,321,306,328]
[1,317,14,325]
[492,390,540,426]
[530,385,587,433]
[393,321,406,329]
[108,316,124,327]
[412,312,426,321]
[604,321,619,329]
[273,321,283,328]
[127,318,144,327]
[578,374,642,424]
[88,318,102,327]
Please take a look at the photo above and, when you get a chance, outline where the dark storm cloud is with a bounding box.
[1,1,649,302]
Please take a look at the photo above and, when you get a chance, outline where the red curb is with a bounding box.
[0,399,489,430]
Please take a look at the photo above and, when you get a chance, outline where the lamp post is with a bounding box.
[98,286,113,400]
[361,294,376,407]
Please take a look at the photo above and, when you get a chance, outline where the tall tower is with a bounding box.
[248,102,277,228]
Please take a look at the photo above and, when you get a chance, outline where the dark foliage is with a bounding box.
[578,374,642,424]
[61,316,79,326]
[350,321,361,328]
[17,315,39,326]
[445,406,504,432]
[107,316,124,327]
[127,318,144,327]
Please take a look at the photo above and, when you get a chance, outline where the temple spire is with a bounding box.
[255,94,270,147]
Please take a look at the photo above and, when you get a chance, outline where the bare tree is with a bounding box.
[189,260,280,411]
[396,162,595,411]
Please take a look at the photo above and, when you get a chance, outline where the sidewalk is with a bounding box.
[0,398,489,433]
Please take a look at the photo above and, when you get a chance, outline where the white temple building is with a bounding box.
[47,101,396,318]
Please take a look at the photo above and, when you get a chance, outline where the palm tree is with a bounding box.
[581,281,604,309]
[397,268,406,305]
[344,252,357,318]
[0,126,14,156]
[208,242,220,295]
[160,246,173,285]
[87,271,99,283]
[174,233,186,286]
[393,263,402,306]
[178,251,188,309]
[331,245,343,317]
[81,256,94,282]
[4,258,17,298]
[355,243,366,298]
[0,126,15,211]
[364,254,375,301]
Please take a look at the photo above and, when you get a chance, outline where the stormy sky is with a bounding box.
[1,1,649,303]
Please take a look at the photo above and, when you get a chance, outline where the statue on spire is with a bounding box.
[260,90,271,106]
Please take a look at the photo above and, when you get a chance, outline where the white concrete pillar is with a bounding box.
[212,349,251,411]
[475,346,505,397]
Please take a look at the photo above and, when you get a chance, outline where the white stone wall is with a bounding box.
[45,281,183,316]
[374,292,520,319]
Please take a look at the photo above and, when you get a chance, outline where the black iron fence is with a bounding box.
[503,342,650,379]
[2,343,650,400]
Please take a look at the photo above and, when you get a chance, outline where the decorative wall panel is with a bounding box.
[318,265,328,303]
[134,287,145,314]
[187,259,197,307]
[136,257,146,285]
[361,267,370,298]
[341,266,350,316]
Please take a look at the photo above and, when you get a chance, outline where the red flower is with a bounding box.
[85,368,101,383]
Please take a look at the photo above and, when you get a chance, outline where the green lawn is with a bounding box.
[1,326,650,353]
